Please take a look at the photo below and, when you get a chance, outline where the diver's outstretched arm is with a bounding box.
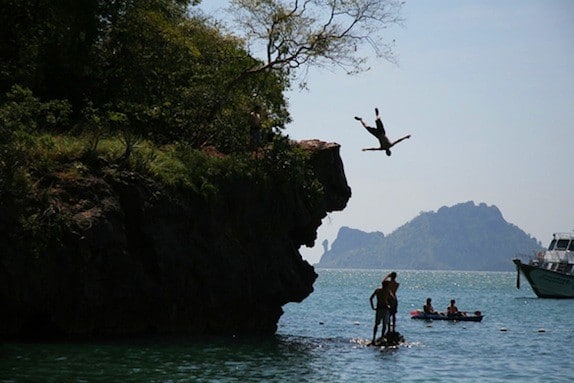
[362,147,384,151]
[390,134,411,147]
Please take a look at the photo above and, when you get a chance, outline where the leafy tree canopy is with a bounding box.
[0,0,289,151]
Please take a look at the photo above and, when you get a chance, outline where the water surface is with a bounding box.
[1,270,572,382]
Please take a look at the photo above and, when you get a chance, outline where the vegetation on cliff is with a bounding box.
[1,0,402,256]
[1,1,294,254]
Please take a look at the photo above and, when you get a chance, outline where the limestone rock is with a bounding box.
[0,140,351,339]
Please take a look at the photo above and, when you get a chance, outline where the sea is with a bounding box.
[1,269,573,383]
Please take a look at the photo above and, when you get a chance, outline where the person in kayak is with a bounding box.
[354,107,411,155]
[446,299,466,317]
[423,297,438,314]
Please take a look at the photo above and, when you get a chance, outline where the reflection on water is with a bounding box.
[1,333,416,383]
[0,335,357,383]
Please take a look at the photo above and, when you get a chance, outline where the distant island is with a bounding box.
[316,201,542,271]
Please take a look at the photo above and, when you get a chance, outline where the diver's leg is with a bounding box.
[375,108,386,135]
[355,117,380,139]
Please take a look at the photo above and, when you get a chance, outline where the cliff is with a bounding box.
[0,139,351,340]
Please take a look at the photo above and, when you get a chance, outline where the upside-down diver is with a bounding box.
[354,107,411,156]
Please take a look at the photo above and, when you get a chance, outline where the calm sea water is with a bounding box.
[1,269,573,382]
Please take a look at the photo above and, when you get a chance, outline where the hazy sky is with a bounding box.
[197,1,574,264]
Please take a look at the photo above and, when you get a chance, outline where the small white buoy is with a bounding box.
[500,327,508,332]
[353,321,361,326]
[319,321,324,325]
[426,324,432,328]
[537,328,545,333]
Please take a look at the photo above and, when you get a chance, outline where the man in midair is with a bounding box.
[354,107,411,155]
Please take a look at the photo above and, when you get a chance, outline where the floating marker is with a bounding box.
[537,328,545,333]
[500,327,508,332]
[353,321,361,326]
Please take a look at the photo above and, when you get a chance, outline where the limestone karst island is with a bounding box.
[0,2,355,339]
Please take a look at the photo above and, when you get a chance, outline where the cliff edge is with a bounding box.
[0,140,351,339]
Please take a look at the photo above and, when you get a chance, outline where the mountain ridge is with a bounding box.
[316,201,542,271]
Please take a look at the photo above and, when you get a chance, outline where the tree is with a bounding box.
[227,0,404,80]
[0,0,101,106]
[0,0,291,151]
[198,0,403,124]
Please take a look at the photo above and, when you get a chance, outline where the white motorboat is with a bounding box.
[514,232,574,298]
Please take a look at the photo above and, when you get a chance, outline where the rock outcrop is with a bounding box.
[0,140,351,339]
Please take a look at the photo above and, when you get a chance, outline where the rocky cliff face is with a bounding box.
[0,140,351,339]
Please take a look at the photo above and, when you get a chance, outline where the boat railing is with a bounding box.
[556,263,567,273]
[525,254,574,275]
[514,252,540,266]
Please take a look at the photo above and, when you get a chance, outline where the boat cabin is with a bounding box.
[534,232,574,275]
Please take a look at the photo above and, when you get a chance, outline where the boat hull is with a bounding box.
[514,259,574,298]
[410,311,483,322]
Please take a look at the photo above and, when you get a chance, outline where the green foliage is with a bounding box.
[148,142,260,201]
[1,0,290,152]
[0,86,72,198]
[0,1,328,256]
[0,85,71,136]
[142,137,323,210]
[0,85,72,257]
[259,136,314,186]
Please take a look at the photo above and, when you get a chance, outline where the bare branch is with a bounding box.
[229,0,404,79]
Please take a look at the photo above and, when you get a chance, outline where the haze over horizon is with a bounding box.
[198,1,574,264]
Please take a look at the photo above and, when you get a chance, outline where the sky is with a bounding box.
[197,0,574,264]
